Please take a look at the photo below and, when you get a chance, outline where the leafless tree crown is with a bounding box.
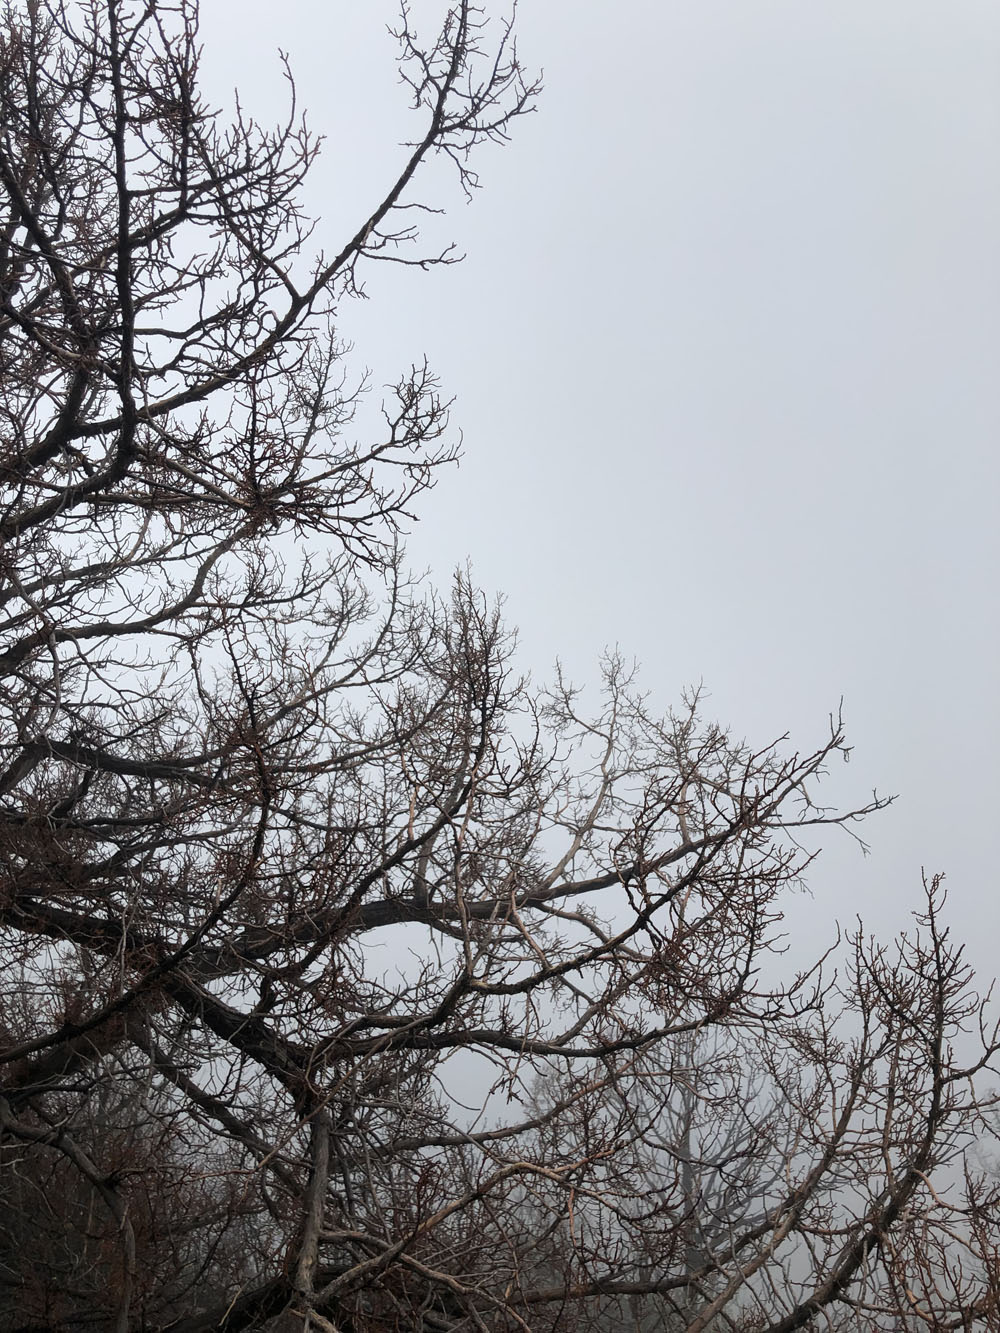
[1,3,998,1330]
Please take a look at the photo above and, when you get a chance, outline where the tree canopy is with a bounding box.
[1,3,998,1330]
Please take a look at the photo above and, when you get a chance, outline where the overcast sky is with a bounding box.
[202,3,1000,975]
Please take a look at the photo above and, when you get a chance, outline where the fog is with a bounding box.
[202,2,1000,976]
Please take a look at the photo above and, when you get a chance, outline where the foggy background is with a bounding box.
[202,3,1000,976]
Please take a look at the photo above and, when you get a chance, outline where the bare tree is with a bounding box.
[1,3,999,1330]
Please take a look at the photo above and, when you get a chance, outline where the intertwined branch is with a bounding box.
[1,4,998,1331]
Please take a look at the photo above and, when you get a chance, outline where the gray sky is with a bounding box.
[203,3,1000,973]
